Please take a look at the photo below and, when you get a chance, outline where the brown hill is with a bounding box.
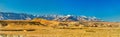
[0,18,120,29]
[32,18,120,28]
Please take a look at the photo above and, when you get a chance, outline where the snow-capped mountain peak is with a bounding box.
[0,12,103,22]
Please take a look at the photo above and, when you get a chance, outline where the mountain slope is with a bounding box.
[0,12,35,20]
[0,12,103,22]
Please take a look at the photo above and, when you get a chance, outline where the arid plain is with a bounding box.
[0,18,120,37]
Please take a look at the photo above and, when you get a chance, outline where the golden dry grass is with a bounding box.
[1,26,120,37]
[0,19,120,37]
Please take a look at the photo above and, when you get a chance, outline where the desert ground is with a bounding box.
[1,25,120,37]
[0,19,120,37]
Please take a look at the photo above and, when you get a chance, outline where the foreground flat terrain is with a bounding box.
[0,20,120,37]
[0,26,120,37]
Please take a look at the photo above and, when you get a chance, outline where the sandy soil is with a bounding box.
[0,26,120,37]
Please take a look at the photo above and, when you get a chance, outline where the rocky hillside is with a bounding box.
[0,18,119,28]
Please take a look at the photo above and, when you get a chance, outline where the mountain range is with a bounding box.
[0,12,103,22]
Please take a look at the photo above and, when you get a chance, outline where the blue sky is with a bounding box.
[0,0,120,22]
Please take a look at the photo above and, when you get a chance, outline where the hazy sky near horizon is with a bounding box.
[0,0,120,22]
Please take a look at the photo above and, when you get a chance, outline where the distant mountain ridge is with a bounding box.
[0,12,103,22]
[0,12,35,20]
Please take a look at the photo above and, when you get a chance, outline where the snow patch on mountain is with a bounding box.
[0,12,103,22]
